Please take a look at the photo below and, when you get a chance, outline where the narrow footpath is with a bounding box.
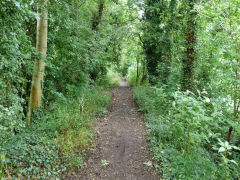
[71,80,160,180]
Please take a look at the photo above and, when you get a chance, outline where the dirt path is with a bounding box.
[70,80,160,180]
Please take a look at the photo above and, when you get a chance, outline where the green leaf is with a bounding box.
[218,146,225,153]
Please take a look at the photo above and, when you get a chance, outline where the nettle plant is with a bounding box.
[214,139,240,180]
[168,90,213,153]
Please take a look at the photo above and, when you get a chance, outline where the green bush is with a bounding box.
[133,86,240,179]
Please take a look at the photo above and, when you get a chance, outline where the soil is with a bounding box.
[69,80,160,180]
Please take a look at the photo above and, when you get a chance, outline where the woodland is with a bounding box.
[0,0,240,179]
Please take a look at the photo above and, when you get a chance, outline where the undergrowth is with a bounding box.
[0,86,111,179]
[96,68,122,88]
[133,86,240,180]
[126,65,148,87]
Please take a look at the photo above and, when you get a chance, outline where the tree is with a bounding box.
[143,0,176,85]
[143,0,165,84]
[27,0,48,125]
[92,0,105,31]
[182,0,197,91]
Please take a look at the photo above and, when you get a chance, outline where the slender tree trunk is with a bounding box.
[228,67,239,142]
[27,0,48,125]
[162,0,176,85]
[136,58,139,85]
[182,0,196,91]
[163,51,171,84]
[141,61,147,85]
[227,3,239,142]
[92,0,105,31]
[138,34,147,85]
[141,62,147,85]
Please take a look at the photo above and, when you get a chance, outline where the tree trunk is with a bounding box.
[228,60,239,142]
[162,0,176,85]
[182,0,196,91]
[27,0,48,125]
[92,0,105,31]
[136,58,139,85]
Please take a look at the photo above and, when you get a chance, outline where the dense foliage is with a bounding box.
[0,0,124,178]
[1,0,240,179]
[126,0,240,179]
[1,87,111,178]
[133,86,239,179]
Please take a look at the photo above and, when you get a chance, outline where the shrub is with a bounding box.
[0,87,111,179]
[133,86,240,179]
